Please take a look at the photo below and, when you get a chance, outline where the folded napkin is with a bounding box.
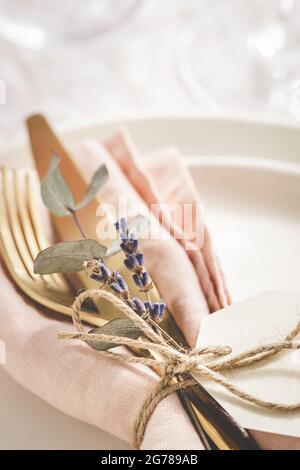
[0,130,298,449]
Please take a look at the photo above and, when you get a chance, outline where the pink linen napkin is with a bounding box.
[0,130,298,449]
[104,130,231,312]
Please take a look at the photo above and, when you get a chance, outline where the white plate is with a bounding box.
[0,114,299,449]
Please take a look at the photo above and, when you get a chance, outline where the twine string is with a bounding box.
[58,289,300,449]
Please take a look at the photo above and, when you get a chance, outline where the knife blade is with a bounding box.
[27,114,100,242]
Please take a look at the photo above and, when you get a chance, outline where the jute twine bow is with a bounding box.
[58,289,300,449]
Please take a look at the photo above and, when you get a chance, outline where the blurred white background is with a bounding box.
[1,0,300,147]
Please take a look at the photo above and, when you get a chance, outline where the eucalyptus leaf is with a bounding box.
[104,239,122,258]
[41,153,74,216]
[74,164,108,211]
[128,215,149,234]
[34,239,107,274]
[87,318,142,351]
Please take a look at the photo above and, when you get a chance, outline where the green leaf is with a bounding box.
[87,318,142,351]
[41,153,75,216]
[129,215,149,234]
[104,239,122,258]
[34,239,107,274]
[74,164,108,211]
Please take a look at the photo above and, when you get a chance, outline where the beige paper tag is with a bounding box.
[193,291,300,438]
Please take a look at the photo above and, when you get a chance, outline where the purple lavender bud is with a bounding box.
[100,264,111,280]
[132,297,145,314]
[120,242,132,255]
[90,273,103,282]
[153,303,160,317]
[141,271,151,287]
[144,301,154,312]
[120,232,128,242]
[133,273,143,288]
[124,258,132,271]
[159,303,166,317]
[136,252,144,266]
[130,238,139,253]
[120,218,127,234]
[115,221,120,232]
[120,241,128,252]
[114,272,128,291]
[109,282,123,294]
[124,255,138,271]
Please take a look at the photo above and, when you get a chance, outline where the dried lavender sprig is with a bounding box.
[84,215,166,324]
[115,218,165,322]
[85,258,180,349]
[144,301,166,323]
[85,259,151,321]
[86,259,129,299]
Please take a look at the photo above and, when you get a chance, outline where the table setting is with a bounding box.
[0,0,300,453]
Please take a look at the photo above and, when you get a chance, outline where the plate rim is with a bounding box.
[2,111,300,160]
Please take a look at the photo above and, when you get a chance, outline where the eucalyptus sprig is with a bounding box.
[35,153,114,273]
[34,153,153,350]
[41,153,108,217]
[34,239,107,274]
[41,153,108,238]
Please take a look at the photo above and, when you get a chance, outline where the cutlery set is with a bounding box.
[0,114,259,450]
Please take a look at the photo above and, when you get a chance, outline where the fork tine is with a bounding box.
[26,171,71,292]
[26,171,51,252]
[13,168,60,289]
[1,167,42,281]
[1,166,105,328]
[0,167,35,282]
[14,170,41,260]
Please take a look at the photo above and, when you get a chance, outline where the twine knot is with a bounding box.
[58,289,300,449]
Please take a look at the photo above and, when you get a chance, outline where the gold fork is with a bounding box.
[0,166,105,327]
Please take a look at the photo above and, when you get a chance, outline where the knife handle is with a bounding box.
[177,388,217,450]
[184,381,260,450]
